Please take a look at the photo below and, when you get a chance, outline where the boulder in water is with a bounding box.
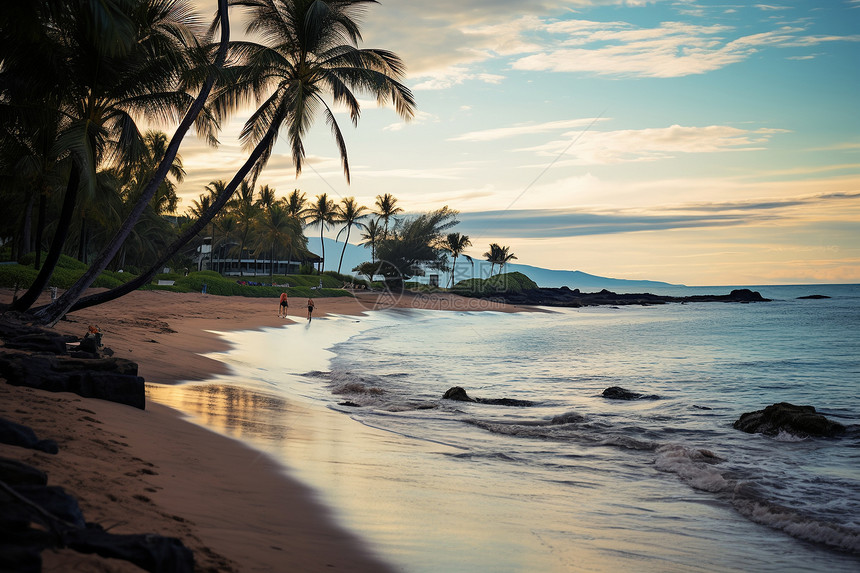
[602,386,659,400]
[443,387,474,402]
[733,402,846,438]
[442,387,535,406]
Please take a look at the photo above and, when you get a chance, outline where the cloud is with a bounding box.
[450,118,609,142]
[514,124,787,164]
[455,191,860,239]
[383,110,438,132]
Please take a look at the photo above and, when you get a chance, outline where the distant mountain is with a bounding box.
[307,238,680,291]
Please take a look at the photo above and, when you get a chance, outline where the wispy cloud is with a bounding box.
[456,191,860,239]
[450,118,609,142]
[514,124,788,164]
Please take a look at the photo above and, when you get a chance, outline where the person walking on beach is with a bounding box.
[279,292,289,317]
[307,297,315,320]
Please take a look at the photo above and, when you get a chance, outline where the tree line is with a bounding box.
[1,0,518,324]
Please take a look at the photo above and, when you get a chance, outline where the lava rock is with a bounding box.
[733,402,846,438]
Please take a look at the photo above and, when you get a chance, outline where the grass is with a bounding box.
[0,257,355,299]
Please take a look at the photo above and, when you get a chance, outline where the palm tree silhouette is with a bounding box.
[64,0,414,315]
[335,197,368,274]
[374,193,403,238]
[359,218,383,263]
[445,233,472,288]
[12,0,221,317]
[306,193,337,272]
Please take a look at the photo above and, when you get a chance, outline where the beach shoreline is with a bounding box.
[0,287,528,571]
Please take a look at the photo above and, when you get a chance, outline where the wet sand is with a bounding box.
[0,287,526,571]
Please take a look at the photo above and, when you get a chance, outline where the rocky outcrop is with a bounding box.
[733,402,846,438]
[473,287,770,307]
[0,418,58,454]
[797,294,830,300]
[442,386,535,407]
[0,352,145,409]
[602,386,659,400]
[1,419,194,572]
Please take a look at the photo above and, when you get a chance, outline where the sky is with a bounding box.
[178,0,860,286]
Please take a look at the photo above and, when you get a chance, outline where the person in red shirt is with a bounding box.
[278,292,289,317]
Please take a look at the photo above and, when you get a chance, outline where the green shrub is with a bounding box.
[453,271,537,297]
[0,264,37,289]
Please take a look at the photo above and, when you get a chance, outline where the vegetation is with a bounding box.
[484,243,518,276]
[1,0,414,324]
[453,272,537,297]
[354,207,459,289]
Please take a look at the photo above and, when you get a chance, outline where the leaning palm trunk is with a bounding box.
[337,226,352,274]
[12,164,81,311]
[61,125,279,315]
[32,0,231,326]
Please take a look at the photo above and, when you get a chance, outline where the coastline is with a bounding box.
[0,287,527,571]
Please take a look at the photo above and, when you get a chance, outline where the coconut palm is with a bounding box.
[281,188,307,270]
[445,232,472,288]
[24,0,231,323]
[254,203,303,280]
[359,218,383,263]
[335,197,368,273]
[63,0,414,316]
[305,193,337,272]
[497,245,517,274]
[255,184,276,211]
[374,193,403,237]
[284,189,307,222]
[484,243,517,276]
[230,181,260,275]
[362,206,459,289]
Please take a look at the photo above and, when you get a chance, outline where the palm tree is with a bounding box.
[306,193,337,272]
[24,0,231,323]
[497,245,518,274]
[360,206,459,290]
[375,193,403,237]
[359,218,383,263]
[282,188,307,272]
[254,203,303,280]
[62,0,414,316]
[335,197,368,274]
[445,232,472,288]
[255,184,276,211]
[484,243,501,276]
[230,180,259,276]
[484,243,517,276]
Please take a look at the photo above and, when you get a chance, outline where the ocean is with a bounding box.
[149,284,860,572]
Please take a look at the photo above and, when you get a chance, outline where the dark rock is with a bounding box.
[0,458,48,486]
[0,352,144,409]
[475,397,536,407]
[603,386,641,400]
[0,417,59,454]
[602,386,659,400]
[14,484,87,528]
[797,294,830,300]
[338,401,362,407]
[64,526,195,573]
[4,333,69,355]
[469,286,771,307]
[0,456,195,573]
[78,336,99,354]
[733,402,846,438]
[443,386,474,402]
[442,386,535,406]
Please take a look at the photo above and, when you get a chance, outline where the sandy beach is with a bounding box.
[0,287,526,572]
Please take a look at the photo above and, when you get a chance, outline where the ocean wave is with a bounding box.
[654,443,731,493]
[655,444,860,554]
[733,497,860,554]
